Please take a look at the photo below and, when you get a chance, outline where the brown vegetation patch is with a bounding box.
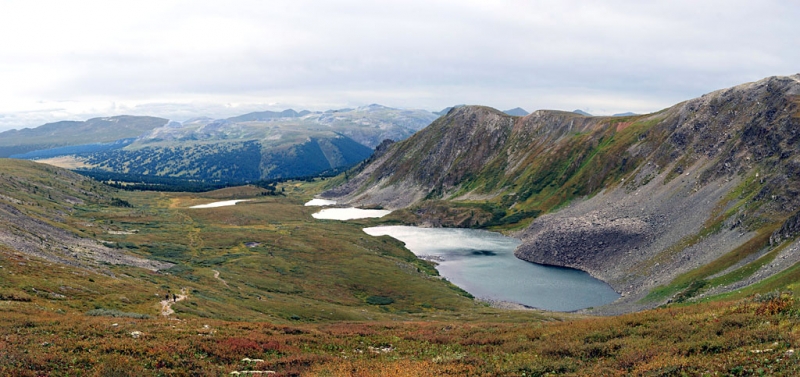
[614,121,633,132]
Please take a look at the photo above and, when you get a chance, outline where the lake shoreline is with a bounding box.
[362,225,620,312]
[304,200,620,312]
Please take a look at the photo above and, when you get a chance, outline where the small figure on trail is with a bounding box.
[173,293,177,302]
[165,293,169,301]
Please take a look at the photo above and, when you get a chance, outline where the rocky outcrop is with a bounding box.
[517,211,650,272]
[518,75,800,311]
[514,158,747,313]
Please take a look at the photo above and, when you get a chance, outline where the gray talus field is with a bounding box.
[325,74,800,312]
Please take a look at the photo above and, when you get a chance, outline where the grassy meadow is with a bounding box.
[3,165,800,375]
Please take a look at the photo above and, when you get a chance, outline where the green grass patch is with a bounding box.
[706,239,791,289]
[144,243,191,262]
[643,227,776,303]
[711,260,800,301]
[0,289,33,302]
[365,296,394,305]
[85,308,152,319]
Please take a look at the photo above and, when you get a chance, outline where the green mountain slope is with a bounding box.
[11,105,437,183]
[0,116,168,157]
[85,140,265,181]
[80,135,372,182]
[260,136,375,179]
[0,159,170,271]
[0,158,492,323]
[324,74,800,312]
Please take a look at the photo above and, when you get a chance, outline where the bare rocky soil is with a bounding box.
[514,162,748,314]
[0,201,171,272]
[0,161,172,273]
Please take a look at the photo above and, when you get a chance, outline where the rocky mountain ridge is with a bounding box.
[325,74,800,312]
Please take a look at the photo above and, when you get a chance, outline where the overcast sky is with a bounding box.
[0,0,797,131]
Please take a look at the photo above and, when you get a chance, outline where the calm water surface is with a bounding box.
[363,225,619,311]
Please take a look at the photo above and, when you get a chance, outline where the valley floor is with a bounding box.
[2,172,800,375]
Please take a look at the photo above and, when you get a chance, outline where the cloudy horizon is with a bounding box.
[0,0,798,131]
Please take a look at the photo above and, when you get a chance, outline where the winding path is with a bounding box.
[160,288,188,316]
[212,269,230,287]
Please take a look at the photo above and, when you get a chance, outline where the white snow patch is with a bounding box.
[312,208,391,220]
[304,198,337,206]
[189,200,251,209]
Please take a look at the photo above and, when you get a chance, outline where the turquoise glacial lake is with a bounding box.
[363,225,619,311]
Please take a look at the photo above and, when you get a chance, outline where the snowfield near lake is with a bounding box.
[189,200,251,209]
[304,199,337,206]
[312,208,391,220]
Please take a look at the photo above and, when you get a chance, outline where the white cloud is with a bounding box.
[0,0,797,130]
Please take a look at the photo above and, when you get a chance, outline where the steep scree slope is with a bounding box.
[325,74,800,312]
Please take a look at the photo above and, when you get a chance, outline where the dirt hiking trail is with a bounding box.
[160,288,187,316]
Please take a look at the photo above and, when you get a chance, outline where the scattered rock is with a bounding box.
[229,372,276,375]
[368,345,395,354]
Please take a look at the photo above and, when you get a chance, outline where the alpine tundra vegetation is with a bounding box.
[3,75,800,375]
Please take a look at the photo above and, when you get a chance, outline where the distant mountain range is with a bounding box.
[437,106,529,117]
[0,116,169,158]
[0,105,439,182]
[572,110,639,117]
[0,103,644,185]
[503,107,529,116]
[573,110,638,117]
[226,109,312,122]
